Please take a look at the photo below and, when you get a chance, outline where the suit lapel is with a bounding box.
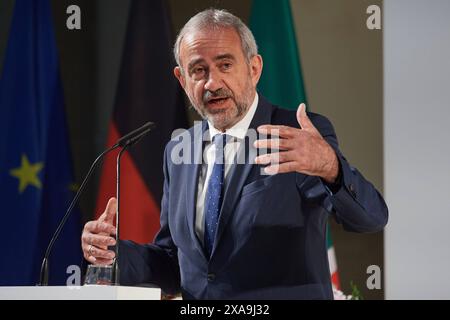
[212,96,274,256]
[185,121,208,259]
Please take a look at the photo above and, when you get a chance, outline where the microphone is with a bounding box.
[39,121,155,286]
[117,121,156,147]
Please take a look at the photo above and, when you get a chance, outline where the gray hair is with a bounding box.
[174,9,258,69]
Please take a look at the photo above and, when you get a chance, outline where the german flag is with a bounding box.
[95,0,187,244]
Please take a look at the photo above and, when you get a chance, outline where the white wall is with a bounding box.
[384,0,450,299]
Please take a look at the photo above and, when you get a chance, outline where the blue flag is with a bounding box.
[0,0,81,285]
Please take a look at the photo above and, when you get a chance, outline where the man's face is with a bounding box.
[174,27,262,131]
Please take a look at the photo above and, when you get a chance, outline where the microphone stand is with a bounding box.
[38,121,155,286]
[111,122,154,285]
[112,145,129,285]
[39,143,119,286]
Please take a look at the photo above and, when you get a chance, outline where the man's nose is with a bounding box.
[204,70,222,92]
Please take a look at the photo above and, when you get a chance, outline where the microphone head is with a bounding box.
[117,122,156,147]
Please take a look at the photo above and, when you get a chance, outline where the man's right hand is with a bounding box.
[81,197,117,265]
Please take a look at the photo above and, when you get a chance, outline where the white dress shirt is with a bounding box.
[195,94,259,244]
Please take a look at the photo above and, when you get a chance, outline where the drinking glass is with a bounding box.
[84,264,113,285]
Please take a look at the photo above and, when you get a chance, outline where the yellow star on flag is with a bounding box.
[9,154,44,194]
[69,183,79,193]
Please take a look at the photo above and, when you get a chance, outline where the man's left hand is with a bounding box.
[254,103,339,184]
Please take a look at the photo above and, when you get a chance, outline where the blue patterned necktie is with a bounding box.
[204,134,228,258]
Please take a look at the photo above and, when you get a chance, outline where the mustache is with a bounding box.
[203,88,233,104]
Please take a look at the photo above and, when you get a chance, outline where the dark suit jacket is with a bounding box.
[118,95,388,299]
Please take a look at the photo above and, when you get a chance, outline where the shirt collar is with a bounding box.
[207,93,259,141]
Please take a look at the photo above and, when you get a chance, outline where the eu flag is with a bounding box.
[0,0,81,285]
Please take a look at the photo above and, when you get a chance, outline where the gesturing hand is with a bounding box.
[254,103,339,184]
[81,197,117,265]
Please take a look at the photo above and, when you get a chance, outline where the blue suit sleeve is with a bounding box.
[311,113,389,233]
[117,145,181,295]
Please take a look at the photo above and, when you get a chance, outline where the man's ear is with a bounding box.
[250,55,263,87]
[174,66,186,89]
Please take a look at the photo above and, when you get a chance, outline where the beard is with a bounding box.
[188,78,254,131]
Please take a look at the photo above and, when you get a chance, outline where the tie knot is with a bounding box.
[212,133,229,146]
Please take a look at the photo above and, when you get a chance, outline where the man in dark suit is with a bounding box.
[81,9,388,299]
